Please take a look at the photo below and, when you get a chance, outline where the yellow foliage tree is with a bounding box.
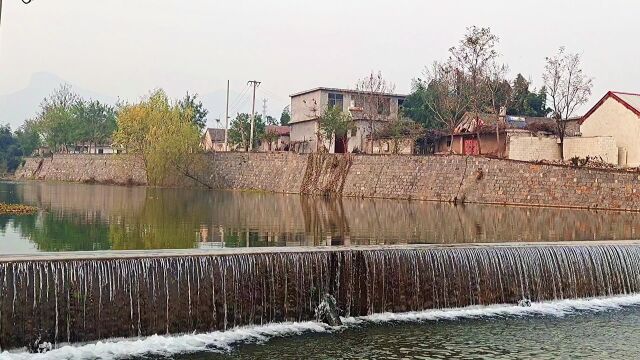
[114,90,204,186]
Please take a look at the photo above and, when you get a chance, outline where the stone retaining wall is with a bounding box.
[16,153,640,211]
[15,155,147,185]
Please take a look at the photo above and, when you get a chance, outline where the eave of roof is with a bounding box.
[580,91,640,125]
[290,87,408,98]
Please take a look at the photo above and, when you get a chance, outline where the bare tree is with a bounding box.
[543,47,593,159]
[421,61,471,151]
[449,26,500,154]
[486,62,511,157]
[354,71,396,153]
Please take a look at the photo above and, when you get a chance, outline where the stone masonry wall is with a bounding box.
[16,155,147,185]
[196,152,309,193]
[16,153,640,211]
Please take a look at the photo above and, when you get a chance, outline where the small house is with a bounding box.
[579,91,640,167]
[202,128,226,152]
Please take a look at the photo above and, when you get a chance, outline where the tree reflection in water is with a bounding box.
[0,181,639,253]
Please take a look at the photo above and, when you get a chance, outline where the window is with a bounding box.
[397,98,405,114]
[328,93,344,110]
[377,98,391,115]
[351,128,357,137]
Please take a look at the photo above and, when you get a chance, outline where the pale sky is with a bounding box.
[0,0,639,128]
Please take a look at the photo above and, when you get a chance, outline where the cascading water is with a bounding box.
[1,244,640,350]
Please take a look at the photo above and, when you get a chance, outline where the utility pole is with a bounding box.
[0,0,33,27]
[224,80,230,151]
[262,98,268,124]
[247,80,261,151]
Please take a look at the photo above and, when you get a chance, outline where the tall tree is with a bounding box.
[449,26,499,153]
[543,47,593,159]
[228,113,266,151]
[421,61,472,150]
[0,125,23,173]
[508,74,549,117]
[486,62,511,156]
[15,119,41,157]
[280,105,291,125]
[35,84,81,152]
[354,71,396,153]
[178,92,209,131]
[401,80,441,130]
[114,89,203,185]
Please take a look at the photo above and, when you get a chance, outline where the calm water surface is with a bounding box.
[0,181,639,254]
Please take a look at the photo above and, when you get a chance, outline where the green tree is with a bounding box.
[15,119,41,157]
[402,80,442,130]
[35,84,81,152]
[371,117,425,154]
[262,129,280,151]
[508,74,549,117]
[280,105,291,125]
[114,89,203,185]
[318,106,355,152]
[0,125,23,172]
[228,113,266,151]
[178,92,209,131]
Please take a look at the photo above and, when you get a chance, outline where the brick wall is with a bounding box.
[508,136,561,162]
[16,155,147,185]
[16,153,640,211]
[564,136,618,165]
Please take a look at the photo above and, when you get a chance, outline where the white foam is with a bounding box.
[344,293,640,324]
[4,294,640,360]
[0,322,332,360]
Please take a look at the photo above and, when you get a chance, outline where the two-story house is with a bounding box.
[289,87,406,153]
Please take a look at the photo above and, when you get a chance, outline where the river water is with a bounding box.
[2,181,640,359]
[0,181,639,254]
[2,296,640,359]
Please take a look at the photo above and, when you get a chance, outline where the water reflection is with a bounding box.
[0,181,638,254]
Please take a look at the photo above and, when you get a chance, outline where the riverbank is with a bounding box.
[15,153,640,211]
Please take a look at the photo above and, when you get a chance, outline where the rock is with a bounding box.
[28,335,52,354]
[518,298,532,307]
[315,294,342,326]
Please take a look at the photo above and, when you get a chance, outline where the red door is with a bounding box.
[463,138,479,155]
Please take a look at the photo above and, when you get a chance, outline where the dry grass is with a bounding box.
[0,203,39,215]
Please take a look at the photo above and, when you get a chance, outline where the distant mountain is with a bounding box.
[0,72,116,130]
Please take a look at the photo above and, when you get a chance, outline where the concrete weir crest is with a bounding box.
[2,242,640,350]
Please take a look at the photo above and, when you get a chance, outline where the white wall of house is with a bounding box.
[290,121,318,153]
[563,136,618,164]
[508,136,561,162]
[580,97,640,167]
[290,88,405,153]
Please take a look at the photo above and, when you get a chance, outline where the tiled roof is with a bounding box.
[582,91,640,124]
[266,125,290,136]
[614,92,640,114]
[205,128,225,142]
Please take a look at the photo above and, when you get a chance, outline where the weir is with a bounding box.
[1,243,640,350]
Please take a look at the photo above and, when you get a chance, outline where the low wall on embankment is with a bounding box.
[16,153,640,211]
[15,154,147,185]
[1,243,640,350]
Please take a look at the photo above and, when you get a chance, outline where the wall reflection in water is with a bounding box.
[1,181,639,253]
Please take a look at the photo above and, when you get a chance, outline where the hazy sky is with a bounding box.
[1,0,639,124]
